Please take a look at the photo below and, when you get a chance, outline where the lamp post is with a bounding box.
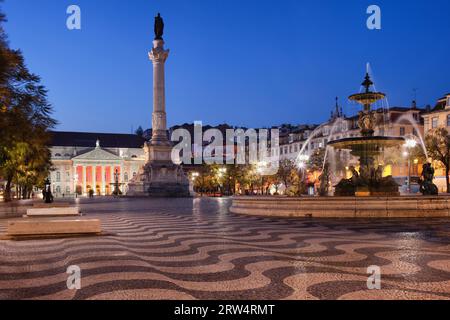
[256,162,268,195]
[217,167,227,195]
[405,139,418,193]
[297,155,310,195]
[113,169,121,197]
[73,173,79,198]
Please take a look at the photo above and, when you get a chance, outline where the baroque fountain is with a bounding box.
[230,71,449,218]
[329,73,404,197]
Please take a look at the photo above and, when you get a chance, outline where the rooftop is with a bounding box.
[49,131,146,148]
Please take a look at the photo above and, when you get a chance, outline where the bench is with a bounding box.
[6,219,101,236]
[33,202,72,208]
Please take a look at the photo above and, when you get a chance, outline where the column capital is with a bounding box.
[149,40,169,63]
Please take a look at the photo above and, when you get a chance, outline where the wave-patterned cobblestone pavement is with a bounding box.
[0,198,449,300]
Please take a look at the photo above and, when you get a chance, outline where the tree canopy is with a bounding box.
[0,5,56,201]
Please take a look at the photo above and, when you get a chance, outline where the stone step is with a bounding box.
[6,219,101,236]
[26,207,80,217]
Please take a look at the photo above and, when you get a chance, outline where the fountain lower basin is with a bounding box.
[230,196,450,218]
[328,136,406,197]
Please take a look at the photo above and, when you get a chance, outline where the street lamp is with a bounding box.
[297,154,309,170]
[73,173,79,198]
[404,139,418,193]
[191,172,199,181]
[405,139,418,149]
[216,167,227,195]
[113,169,121,197]
[256,162,269,195]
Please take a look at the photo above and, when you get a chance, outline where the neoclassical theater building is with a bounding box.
[49,131,146,197]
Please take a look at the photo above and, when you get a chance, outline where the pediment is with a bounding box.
[72,148,122,161]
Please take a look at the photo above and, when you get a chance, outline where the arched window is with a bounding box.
[131,155,138,158]
[55,153,61,157]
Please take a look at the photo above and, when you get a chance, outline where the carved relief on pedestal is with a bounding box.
[152,112,167,132]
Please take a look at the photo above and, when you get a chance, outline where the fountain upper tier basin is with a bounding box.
[349,92,386,105]
[328,136,405,154]
[230,196,450,218]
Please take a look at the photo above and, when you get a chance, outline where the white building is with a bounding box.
[49,131,146,197]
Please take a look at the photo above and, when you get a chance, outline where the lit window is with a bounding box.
[432,117,438,128]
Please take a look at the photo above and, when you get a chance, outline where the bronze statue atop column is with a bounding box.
[154,13,164,40]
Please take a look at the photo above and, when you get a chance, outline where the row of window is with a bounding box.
[424,115,450,129]
[53,185,71,194]
[53,153,139,158]
[280,134,358,156]
[55,171,71,183]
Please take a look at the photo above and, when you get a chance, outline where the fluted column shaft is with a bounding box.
[149,39,170,146]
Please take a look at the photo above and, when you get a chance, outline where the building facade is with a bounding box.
[49,132,146,197]
[422,93,450,192]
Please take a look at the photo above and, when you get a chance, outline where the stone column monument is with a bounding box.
[127,13,190,197]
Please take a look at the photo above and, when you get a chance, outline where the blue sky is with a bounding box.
[3,0,450,133]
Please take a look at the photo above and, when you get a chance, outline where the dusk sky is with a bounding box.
[3,0,450,133]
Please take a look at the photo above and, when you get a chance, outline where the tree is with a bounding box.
[308,148,326,173]
[232,164,253,195]
[0,6,56,201]
[135,126,144,137]
[425,128,450,193]
[277,159,296,190]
